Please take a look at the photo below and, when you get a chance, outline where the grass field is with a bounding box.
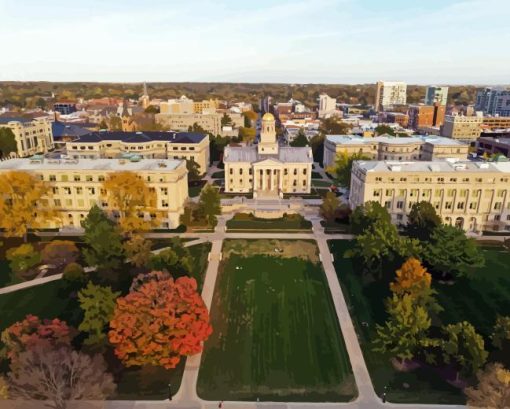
[328,240,510,404]
[312,180,333,187]
[197,241,356,402]
[226,213,312,232]
[211,170,225,179]
[311,171,323,179]
[0,241,212,400]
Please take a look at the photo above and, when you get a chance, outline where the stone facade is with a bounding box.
[224,113,313,198]
[350,159,510,232]
[0,117,54,157]
[0,157,188,229]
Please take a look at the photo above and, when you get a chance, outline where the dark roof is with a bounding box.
[0,117,32,124]
[73,131,207,144]
[52,122,91,140]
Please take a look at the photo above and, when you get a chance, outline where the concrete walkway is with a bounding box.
[0,273,63,295]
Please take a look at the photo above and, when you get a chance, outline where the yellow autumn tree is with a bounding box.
[0,171,56,241]
[102,171,158,235]
[390,257,441,313]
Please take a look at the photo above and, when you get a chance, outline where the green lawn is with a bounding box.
[312,171,323,179]
[226,213,312,232]
[211,170,225,179]
[312,180,333,187]
[189,185,202,197]
[328,240,510,404]
[197,244,356,402]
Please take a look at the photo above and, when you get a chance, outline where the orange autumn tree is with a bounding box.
[390,257,441,313]
[108,271,212,369]
[0,171,56,241]
[101,171,158,235]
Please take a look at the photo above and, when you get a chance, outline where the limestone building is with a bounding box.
[323,135,469,168]
[375,81,407,112]
[0,117,54,157]
[223,113,313,197]
[349,159,510,233]
[0,157,188,229]
[441,115,483,140]
[66,131,209,173]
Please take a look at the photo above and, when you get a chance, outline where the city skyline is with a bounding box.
[0,0,509,84]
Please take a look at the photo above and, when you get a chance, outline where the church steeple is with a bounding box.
[140,82,150,109]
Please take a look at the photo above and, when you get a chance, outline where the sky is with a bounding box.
[0,0,509,84]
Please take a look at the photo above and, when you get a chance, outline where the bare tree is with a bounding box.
[7,347,115,409]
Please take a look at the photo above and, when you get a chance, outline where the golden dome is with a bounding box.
[262,112,275,121]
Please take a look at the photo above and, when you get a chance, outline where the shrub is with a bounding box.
[5,244,40,277]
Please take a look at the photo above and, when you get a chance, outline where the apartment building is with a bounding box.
[0,117,54,157]
[0,157,188,229]
[425,86,448,106]
[323,135,468,168]
[476,88,510,117]
[408,104,446,129]
[66,131,210,173]
[375,81,407,112]
[318,93,337,118]
[441,115,483,140]
[350,159,510,232]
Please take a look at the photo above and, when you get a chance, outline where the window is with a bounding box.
[494,202,502,210]
[161,187,168,195]
[98,175,105,182]
[457,202,464,209]
[445,202,452,209]
[49,175,56,182]
[240,168,243,175]
[162,200,169,208]
[52,187,59,194]
[303,168,307,175]
[385,201,391,209]
[396,201,404,209]
[86,175,93,182]
[64,187,71,195]
[74,175,81,182]
[447,189,455,197]
[469,202,477,209]
[88,187,95,195]
[76,187,83,194]
[229,168,233,175]
[61,175,68,182]
[293,169,297,175]
[54,199,61,207]
[385,189,394,196]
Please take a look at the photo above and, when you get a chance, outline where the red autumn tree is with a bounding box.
[41,240,79,269]
[108,272,212,369]
[1,315,74,361]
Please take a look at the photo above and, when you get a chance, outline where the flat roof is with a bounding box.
[0,158,184,172]
[355,159,507,173]
[326,134,466,146]
[224,146,312,164]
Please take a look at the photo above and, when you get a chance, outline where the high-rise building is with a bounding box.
[53,102,77,115]
[318,93,337,118]
[408,104,446,129]
[425,86,448,106]
[374,81,407,112]
[475,87,510,117]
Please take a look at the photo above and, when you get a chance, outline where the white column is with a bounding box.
[253,168,257,191]
[262,169,266,191]
[270,169,274,192]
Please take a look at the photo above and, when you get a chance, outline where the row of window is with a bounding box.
[228,168,307,176]
[373,188,509,198]
[384,200,510,212]
[71,144,196,151]
[372,176,509,183]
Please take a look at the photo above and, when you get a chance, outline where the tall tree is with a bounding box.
[78,282,120,349]
[441,321,488,379]
[186,159,201,180]
[7,347,116,409]
[319,117,351,135]
[405,201,442,242]
[81,205,124,273]
[148,238,192,276]
[41,240,79,269]
[1,315,74,362]
[102,171,158,235]
[238,126,256,144]
[5,244,41,277]
[123,234,152,268]
[0,128,17,158]
[320,191,340,222]
[492,316,510,350]
[108,272,212,369]
[390,257,441,314]
[350,201,392,234]
[197,184,221,227]
[465,362,510,409]
[221,113,233,127]
[290,129,309,147]
[375,124,396,136]
[108,116,122,131]
[374,293,436,367]
[423,225,484,279]
[327,150,371,189]
[0,171,55,241]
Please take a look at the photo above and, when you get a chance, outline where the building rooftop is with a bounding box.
[52,122,91,140]
[326,134,466,146]
[224,145,312,164]
[0,158,185,172]
[355,159,509,174]
[0,117,34,124]
[72,131,207,144]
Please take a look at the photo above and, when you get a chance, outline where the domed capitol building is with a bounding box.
[223,113,313,199]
